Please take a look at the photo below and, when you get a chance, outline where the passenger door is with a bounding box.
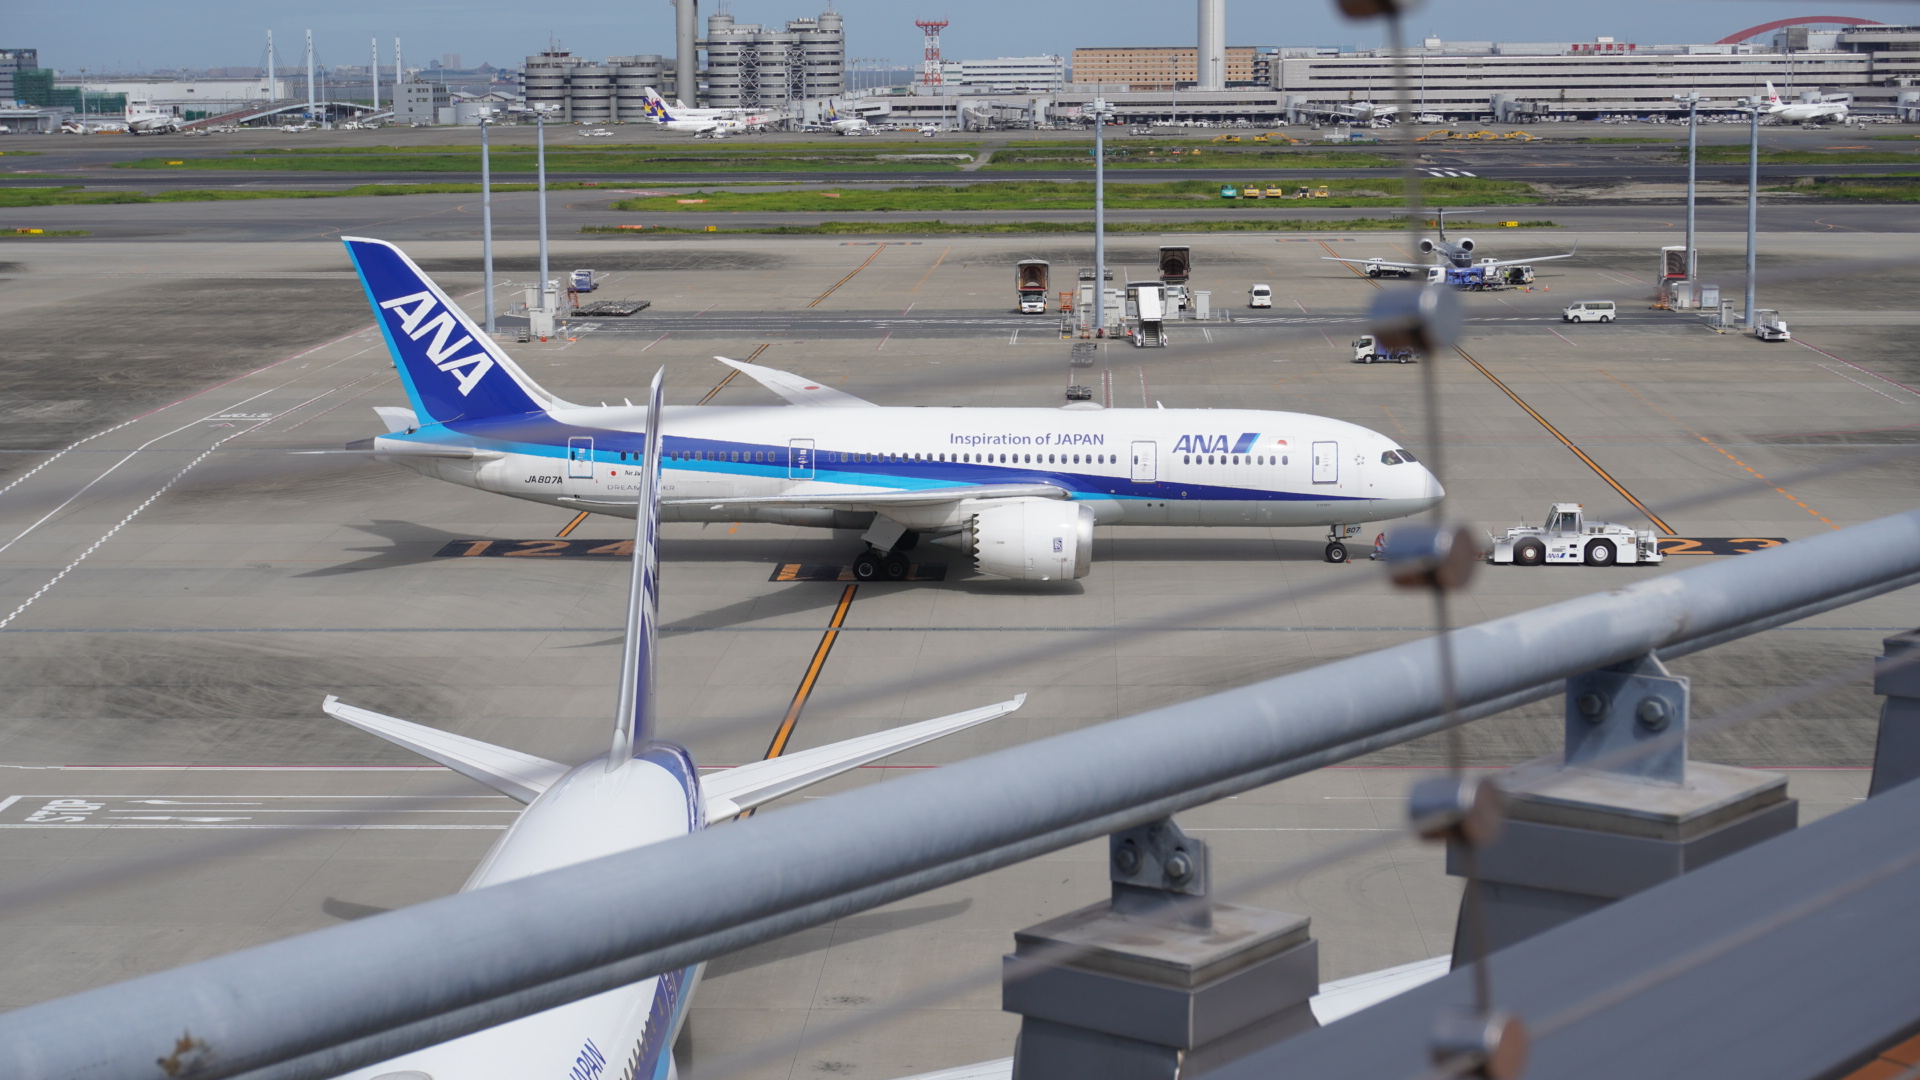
[1131,441,1157,482]
[567,437,595,479]
[1311,441,1338,484]
[788,439,815,480]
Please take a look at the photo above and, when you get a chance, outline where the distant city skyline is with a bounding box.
[12,0,1862,76]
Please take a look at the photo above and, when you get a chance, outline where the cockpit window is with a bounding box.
[1397,448,1418,462]
[1381,451,1401,465]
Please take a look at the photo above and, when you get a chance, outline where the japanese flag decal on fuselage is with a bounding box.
[342,236,552,424]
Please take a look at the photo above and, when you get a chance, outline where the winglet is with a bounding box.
[713,356,877,407]
[611,368,666,767]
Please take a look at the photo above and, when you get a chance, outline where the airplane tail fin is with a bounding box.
[642,86,670,120]
[1765,81,1782,104]
[342,236,557,426]
[610,368,667,766]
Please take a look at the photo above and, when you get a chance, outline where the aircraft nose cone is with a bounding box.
[1418,466,1445,505]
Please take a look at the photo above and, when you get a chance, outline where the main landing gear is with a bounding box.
[852,548,912,582]
[1324,541,1348,564]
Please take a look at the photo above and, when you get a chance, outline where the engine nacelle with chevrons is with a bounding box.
[949,498,1093,582]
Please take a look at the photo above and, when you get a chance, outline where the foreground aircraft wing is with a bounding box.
[715,356,878,407]
[1476,251,1577,269]
[660,483,1070,511]
[321,696,570,804]
[1319,256,1426,271]
[701,695,1025,817]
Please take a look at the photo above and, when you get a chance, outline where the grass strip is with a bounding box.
[1687,146,1920,164]
[1,228,90,238]
[583,218,1558,236]
[1768,175,1920,200]
[119,150,971,173]
[611,177,1540,213]
[0,182,615,207]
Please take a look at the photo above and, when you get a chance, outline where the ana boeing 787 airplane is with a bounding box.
[328,371,1026,1080]
[341,237,1442,571]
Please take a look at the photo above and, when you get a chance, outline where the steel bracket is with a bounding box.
[1110,817,1210,928]
[1564,653,1690,784]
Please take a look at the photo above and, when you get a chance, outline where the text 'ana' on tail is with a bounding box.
[342,236,556,426]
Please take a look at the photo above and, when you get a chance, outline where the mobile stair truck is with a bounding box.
[1489,503,1665,566]
[1158,245,1192,313]
[1016,259,1051,314]
[1128,283,1169,347]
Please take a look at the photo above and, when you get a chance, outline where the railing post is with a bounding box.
[1449,654,1797,961]
[1003,818,1318,1080]
[1869,629,1920,796]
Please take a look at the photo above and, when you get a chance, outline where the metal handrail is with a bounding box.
[7,509,1919,1080]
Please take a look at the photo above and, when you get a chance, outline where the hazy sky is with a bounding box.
[17,0,1858,74]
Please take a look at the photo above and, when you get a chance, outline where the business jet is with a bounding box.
[1322,209,1577,278]
[1763,82,1849,124]
[329,369,1026,1080]
[338,237,1443,571]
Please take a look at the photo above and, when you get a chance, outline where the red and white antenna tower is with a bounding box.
[915,19,949,86]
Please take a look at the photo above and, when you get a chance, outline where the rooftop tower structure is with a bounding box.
[917,19,948,86]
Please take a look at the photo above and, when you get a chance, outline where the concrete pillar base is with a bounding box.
[1450,761,1796,961]
[1004,900,1317,1080]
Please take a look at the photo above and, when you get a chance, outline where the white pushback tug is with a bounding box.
[1489,503,1664,567]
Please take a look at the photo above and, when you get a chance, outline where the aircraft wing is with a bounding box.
[714,356,878,406]
[701,695,1025,817]
[1474,252,1578,269]
[1319,256,1427,271]
[660,483,1070,511]
[321,696,570,804]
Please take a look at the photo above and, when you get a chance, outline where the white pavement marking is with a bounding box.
[1820,363,1912,404]
[0,373,378,630]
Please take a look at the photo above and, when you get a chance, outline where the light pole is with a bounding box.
[1676,91,1701,286]
[1092,98,1109,337]
[481,110,495,335]
[1744,100,1758,329]
[536,104,552,316]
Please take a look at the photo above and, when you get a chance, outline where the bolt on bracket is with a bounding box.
[1110,817,1210,928]
[1564,653,1690,784]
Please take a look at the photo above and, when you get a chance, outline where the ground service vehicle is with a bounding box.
[1753,309,1791,342]
[1361,258,1415,279]
[570,270,597,293]
[1489,503,1664,566]
[1128,283,1168,347]
[1249,284,1272,308]
[1351,335,1414,364]
[1016,259,1050,314]
[1220,186,1239,198]
[1563,300,1617,323]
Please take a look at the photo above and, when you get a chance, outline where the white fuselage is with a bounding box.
[1768,100,1847,123]
[375,404,1442,531]
[336,748,704,1080]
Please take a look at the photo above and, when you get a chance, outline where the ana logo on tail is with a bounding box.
[379,291,495,396]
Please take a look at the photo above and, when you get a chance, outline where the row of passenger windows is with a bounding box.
[619,450,1124,466]
[1183,454,1290,466]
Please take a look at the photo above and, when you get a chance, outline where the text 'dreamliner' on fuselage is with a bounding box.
[339,236,1442,573]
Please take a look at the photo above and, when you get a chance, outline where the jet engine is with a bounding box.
[1418,238,1437,254]
[1456,237,1476,253]
[941,498,1093,581]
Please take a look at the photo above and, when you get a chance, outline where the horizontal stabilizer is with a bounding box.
[702,695,1025,817]
[373,407,418,434]
[885,1060,1013,1080]
[714,356,878,407]
[322,696,570,804]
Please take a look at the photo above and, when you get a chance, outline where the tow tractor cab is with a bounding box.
[569,269,597,293]
[1249,283,1272,308]
[1753,309,1791,342]
[1489,503,1665,567]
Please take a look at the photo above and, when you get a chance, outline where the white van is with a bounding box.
[1249,283,1273,308]
[1563,300,1616,324]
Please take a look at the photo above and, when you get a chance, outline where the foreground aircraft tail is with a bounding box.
[342,236,559,426]
[611,369,667,766]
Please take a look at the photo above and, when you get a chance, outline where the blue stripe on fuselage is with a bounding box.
[384,416,1369,504]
